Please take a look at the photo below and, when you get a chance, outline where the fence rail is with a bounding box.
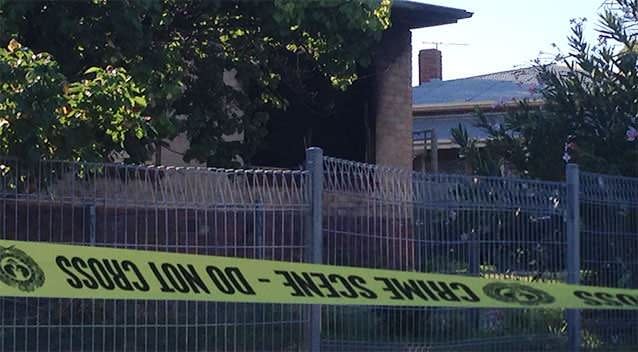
[1,150,637,351]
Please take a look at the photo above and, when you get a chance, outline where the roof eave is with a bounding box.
[413,139,487,150]
[392,0,473,29]
[412,99,544,115]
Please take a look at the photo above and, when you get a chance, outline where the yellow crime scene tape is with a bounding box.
[0,239,637,310]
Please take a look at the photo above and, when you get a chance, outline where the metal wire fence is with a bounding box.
[0,151,637,351]
[322,157,568,351]
[580,171,638,351]
[0,158,310,351]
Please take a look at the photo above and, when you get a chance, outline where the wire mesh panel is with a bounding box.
[0,158,310,352]
[321,157,567,351]
[5,152,638,352]
[580,172,638,350]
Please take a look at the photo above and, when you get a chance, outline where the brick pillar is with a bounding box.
[373,25,412,169]
[418,49,442,84]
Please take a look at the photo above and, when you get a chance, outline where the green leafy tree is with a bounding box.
[451,120,503,176]
[0,40,148,164]
[0,0,390,166]
[62,66,150,162]
[453,0,638,180]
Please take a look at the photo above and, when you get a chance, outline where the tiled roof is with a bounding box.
[413,65,568,105]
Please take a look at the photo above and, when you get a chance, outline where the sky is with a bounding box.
[411,0,607,84]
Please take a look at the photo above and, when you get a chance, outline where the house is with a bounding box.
[369,1,471,169]
[412,49,565,173]
[161,1,472,170]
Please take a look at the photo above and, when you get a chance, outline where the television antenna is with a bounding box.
[422,41,469,50]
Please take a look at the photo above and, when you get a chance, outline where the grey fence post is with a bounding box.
[305,147,323,352]
[86,204,96,244]
[566,163,581,352]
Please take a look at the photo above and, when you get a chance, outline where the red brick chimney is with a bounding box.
[418,49,442,84]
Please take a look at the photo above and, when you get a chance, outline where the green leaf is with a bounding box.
[84,67,102,75]
[132,95,147,108]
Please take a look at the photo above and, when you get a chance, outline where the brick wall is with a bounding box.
[373,24,413,169]
[1,200,306,262]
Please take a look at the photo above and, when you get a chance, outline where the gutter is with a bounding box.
[413,99,544,116]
